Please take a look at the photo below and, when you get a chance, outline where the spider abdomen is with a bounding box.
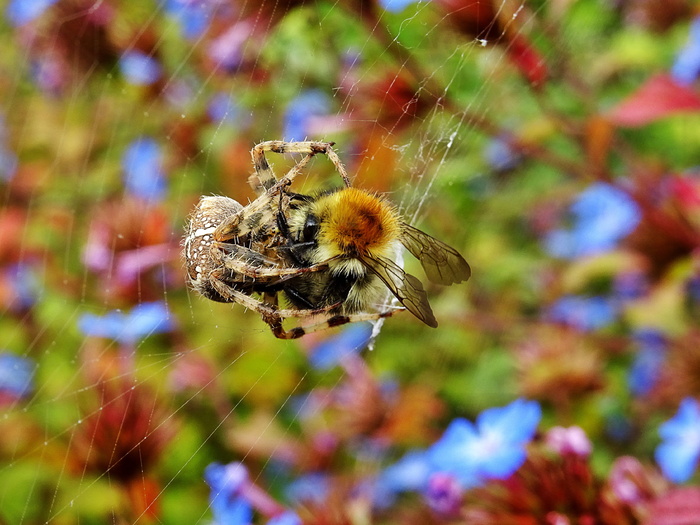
[183,195,244,302]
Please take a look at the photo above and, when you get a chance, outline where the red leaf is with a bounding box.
[125,476,162,520]
[645,487,700,525]
[507,35,548,87]
[608,74,700,127]
[671,175,700,209]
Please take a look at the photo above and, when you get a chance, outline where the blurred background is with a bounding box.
[2,0,700,523]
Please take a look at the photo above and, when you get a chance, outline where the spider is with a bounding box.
[184,141,471,339]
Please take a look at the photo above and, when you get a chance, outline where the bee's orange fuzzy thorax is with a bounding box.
[318,188,401,257]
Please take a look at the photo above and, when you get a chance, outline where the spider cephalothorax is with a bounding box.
[183,141,470,339]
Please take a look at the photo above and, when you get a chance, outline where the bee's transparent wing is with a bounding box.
[400,223,471,286]
[359,255,438,328]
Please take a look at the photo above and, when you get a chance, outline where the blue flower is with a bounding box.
[427,399,541,488]
[655,397,700,483]
[613,271,648,301]
[162,0,213,39]
[546,295,617,331]
[122,137,166,201]
[283,90,331,141]
[372,449,437,509]
[0,353,35,400]
[686,275,700,304]
[208,93,245,127]
[605,412,633,443]
[308,323,373,370]
[628,329,667,396]
[267,511,302,525]
[544,183,641,259]
[3,263,40,312]
[31,53,67,95]
[375,449,433,499]
[671,17,700,85]
[0,147,17,182]
[119,51,162,86]
[0,115,17,182]
[380,0,427,12]
[483,134,521,172]
[285,473,329,505]
[204,462,253,525]
[6,0,57,26]
[78,301,174,345]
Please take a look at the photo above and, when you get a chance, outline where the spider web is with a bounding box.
[0,0,619,523]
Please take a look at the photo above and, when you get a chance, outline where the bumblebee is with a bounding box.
[183,141,470,339]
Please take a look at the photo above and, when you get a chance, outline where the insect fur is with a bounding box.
[183,140,471,339]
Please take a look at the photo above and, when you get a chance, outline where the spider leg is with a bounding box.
[251,141,352,192]
[218,152,317,242]
[269,310,401,339]
[213,242,330,279]
[231,140,352,242]
[211,242,279,267]
[213,201,278,243]
[324,146,352,188]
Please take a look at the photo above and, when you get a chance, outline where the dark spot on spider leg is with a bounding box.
[253,152,277,190]
[328,315,350,327]
[310,142,335,154]
[255,153,271,171]
[287,327,306,339]
[274,144,287,153]
[270,321,306,339]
